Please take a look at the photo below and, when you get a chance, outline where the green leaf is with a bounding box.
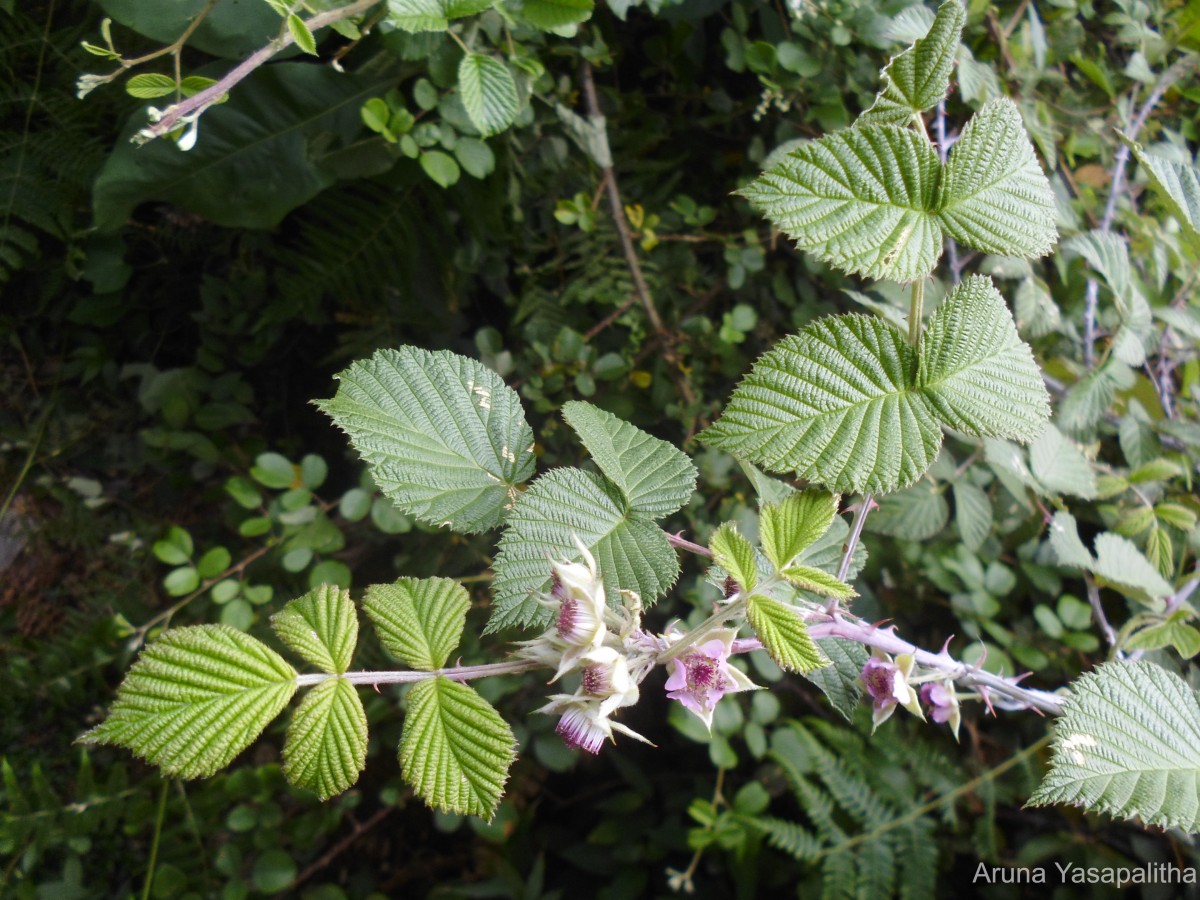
[386,0,494,32]
[709,522,758,593]
[936,99,1058,259]
[458,54,519,137]
[283,678,367,800]
[1127,619,1200,659]
[918,275,1050,441]
[1029,661,1200,832]
[125,73,177,99]
[489,468,678,631]
[700,315,942,494]
[953,481,992,552]
[153,526,193,565]
[271,584,358,674]
[746,595,830,673]
[80,625,296,779]
[759,490,838,570]
[1047,510,1095,568]
[455,136,496,178]
[511,0,594,29]
[96,0,280,58]
[94,63,396,231]
[561,401,696,518]
[1030,425,1097,499]
[317,347,535,534]
[780,565,856,601]
[857,0,965,127]
[866,479,948,540]
[801,637,868,722]
[420,150,461,188]
[1121,134,1200,241]
[399,677,515,818]
[362,577,469,670]
[1091,533,1173,602]
[287,14,318,55]
[740,125,942,282]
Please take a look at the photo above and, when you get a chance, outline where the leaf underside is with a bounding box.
[399,676,515,819]
[80,625,296,779]
[1029,661,1200,832]
[317,347,535,533]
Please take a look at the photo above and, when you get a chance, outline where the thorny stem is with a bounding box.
[118,0,219,69]
[666,531,713,558]
[835,494,874,584]
[580,61,697,410]
[1082,54,1198,369]
[294,658,541,687]
[137,0,379,141]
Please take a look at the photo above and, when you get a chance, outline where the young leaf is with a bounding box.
[1047,510,1095,568]
[801,637,868,722]
[700,315,943,494]
[936,99,1057,259]
[561,401,697,517]
[287,14,317,56]
[1028,661,1200,832]
[80,625,297,779]
[1120,133,1200,241]
[489,468,678,630]
[759,490,838,570]
[125,73,177,99]
[271,584,357,674]
[399,677,515,819]
[740,125,942,282]
[283,678,367,800]
[857,0,965,127]
[709,522,758,593]
[363,577,469,670]
[918,275,1050,441]
[780,565,856,601]
[746,595,830,673]
[458,54,519,137]
[1126,618,1200,659]
[317,347,535,533]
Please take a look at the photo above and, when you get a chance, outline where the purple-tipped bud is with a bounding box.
[556,707,607,754]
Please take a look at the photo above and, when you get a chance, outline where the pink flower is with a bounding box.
[920,681,961,739]
[663,628,757,731]
[861,652,923,730]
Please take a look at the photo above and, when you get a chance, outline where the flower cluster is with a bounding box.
[861,651,961,738]
[519,540,655,753]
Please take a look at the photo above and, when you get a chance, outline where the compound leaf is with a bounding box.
[1029,661,1200,832]
[488,468,678,630]
[399,677,515,819]
[858,0,965,127]
[562,401,696,518]
[740,125,942,282]
[918,275,1050,441]
[317,347,535,534]
[458,54,519,137]
[700,315,943,495]
[283,678,367,800]
[363,577,470,671]
[271,584,357,674]
[747,595,830,673]
[937,99,1057,259]
[760,490,839,570]
[80,625,296,779]
[710,522,758,593]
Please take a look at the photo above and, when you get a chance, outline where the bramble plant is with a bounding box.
[79,0,1200,872]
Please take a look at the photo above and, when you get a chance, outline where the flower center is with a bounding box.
[557,599,578,639]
